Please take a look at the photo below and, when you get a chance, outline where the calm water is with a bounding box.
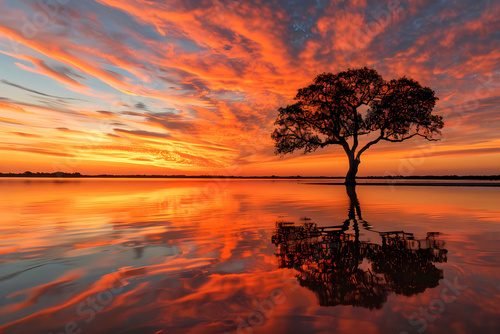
[0,179,499,334]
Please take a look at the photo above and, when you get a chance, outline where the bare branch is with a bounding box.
[356,132,384,160]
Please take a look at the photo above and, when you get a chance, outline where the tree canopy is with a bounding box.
[272,67,443,184]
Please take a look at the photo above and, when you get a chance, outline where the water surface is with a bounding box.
[0,179,498,333]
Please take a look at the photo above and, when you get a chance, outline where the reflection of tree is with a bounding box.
[271,186,447,308]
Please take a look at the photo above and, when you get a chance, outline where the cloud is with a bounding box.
[422,147,500,158]
[0,145,75,158]
[144,111,196,132]
[0,79,79,100]
[96,110,115,116]
[134,102,148,110]
[55,127,84,133]
[14,56,85,89]
[113,128,171,140]
[10,132,41,138]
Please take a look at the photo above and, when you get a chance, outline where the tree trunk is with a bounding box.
[345,156,360,185]
[345,184,362,220]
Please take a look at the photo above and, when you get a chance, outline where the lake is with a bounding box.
[0,179,499,334]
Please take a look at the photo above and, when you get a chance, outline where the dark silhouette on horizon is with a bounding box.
[2,172,499,182]
[271,186,447,308]
[272,67,444,185]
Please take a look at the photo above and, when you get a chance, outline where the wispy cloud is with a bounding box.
[1,80,79,100]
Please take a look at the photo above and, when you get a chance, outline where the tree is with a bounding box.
[272,67,443,185]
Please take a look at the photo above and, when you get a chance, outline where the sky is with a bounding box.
[0,0,498,176]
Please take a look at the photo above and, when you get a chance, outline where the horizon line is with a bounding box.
[0,172,499,180]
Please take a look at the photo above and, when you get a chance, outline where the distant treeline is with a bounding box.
[0,171,499,180]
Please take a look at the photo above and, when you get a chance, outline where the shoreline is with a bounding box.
[0,174,499,181]
[0,177,498,187]
[306,182,500,187]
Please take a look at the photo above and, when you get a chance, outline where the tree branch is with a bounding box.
[320,139,343,147]
[381,132,423,142]
[356,131,384,160]
[352,106,359,154]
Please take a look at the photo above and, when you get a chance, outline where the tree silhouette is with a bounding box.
[272,67,443,184]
